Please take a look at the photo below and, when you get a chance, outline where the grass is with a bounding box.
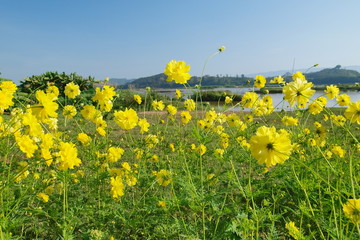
[0,77,360,240]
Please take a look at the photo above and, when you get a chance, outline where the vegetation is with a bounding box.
[18,71,96,95]
[0,58,360,239]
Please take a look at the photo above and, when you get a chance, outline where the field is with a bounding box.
[0,61,360,240]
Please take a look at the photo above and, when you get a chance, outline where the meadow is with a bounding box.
[0,51,360,239]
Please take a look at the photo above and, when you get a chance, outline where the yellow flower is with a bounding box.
[249,126,293,167]
[285,221,302,239]
[138,118,150,133]
[225,96,233,104]
[241,92,259,108]
[308,102,323,115]
[282,116,299,126]
[175,89,182,99]
[157,200,166,208]
[330,114,346,126]
[114,108,139,130]
[197,144,206,156]
[110,176,125,199]
[344,100,360,124]
[336,94,351,106]
[315,96,327,107]
[46,85,59,100]
[37,192,49,203]
[107,147,125,163]
[77,133,92,145]
[343,199,360,224]
[169,143,175,152]
[64,82,80,98]
[166,105,177,115]
[96,127,106,136]
[283,77,315,108]
[57,142,82,170]
[32,90,58,122]
[270,75,284,84]
[133,94,142,104]
[63,105,77,119]
[156,169,172,187]
[184,99,196,111]
[218,46,226,52]
[254,75,266,88]
[81,105,97,120]
[331,145,345,158]
[164,60,191,84]
[324,84,339,99]
[292,71,305,81]
[244,114,254,123]
[152,100,165,111]
[0,81,17,110]
[180,111,192,124]
[15,134,38,158]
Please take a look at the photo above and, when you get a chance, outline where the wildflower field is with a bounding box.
[0,48,360,239]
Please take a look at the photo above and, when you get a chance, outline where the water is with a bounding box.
[141,87,360,111]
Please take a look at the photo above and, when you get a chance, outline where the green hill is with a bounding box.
[305,65,360,85]
[121,65,360,89]
[122,74,252,89]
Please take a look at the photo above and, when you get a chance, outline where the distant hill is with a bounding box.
[122,74,252,89]
[120,65,360,89]
[305,65,360,85]
[109,78,134,86]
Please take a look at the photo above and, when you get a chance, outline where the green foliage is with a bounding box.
[18,71,96,94]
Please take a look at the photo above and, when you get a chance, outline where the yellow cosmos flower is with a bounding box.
[46,85,59,100]
[180,111,192,124]
[110,176,125,199]
[197,144,207,156]
[64,82,80,98]
[308,102,324,115]
[175,89,182,99]
[344,100,360,124]
[63,105,77,119]
[138,118,150,133]
[282,116,299,126]
[283,77,315,108]
[156,169,172,187]
[225,96,233,104]
[32,90,58,122]
[249,126,293,167]
[152,100,165,111]
[330,114,346,126]
[324,84,339,99]
[57,142,82,170]
[336,94,351,106]
[285,221,302,239]
[81,105,97,120]
[270,75,284,84]
[114,108,139,130]
[77,133,92,145]
[37,192,50,203]
[218,46,226,52]
[15,134,38,158]
[241,92,259,108]
[133,94,142,104]
[164,60,191,84]
[184,99,196,111]
[166,105,177,115]
[343,199,360,224]
[254,75,266,88]
[292,71,305,81]
[331,145,345,158]
[0,81,17,110]
[107,147,125,163]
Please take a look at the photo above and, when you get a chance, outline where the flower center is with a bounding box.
[266,143,274,150]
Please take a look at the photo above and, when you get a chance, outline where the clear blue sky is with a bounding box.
[1,0,360,83]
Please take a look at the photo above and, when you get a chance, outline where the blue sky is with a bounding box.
[1,0,360,83]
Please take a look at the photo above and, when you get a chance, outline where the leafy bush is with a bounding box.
[18,71,96,95]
